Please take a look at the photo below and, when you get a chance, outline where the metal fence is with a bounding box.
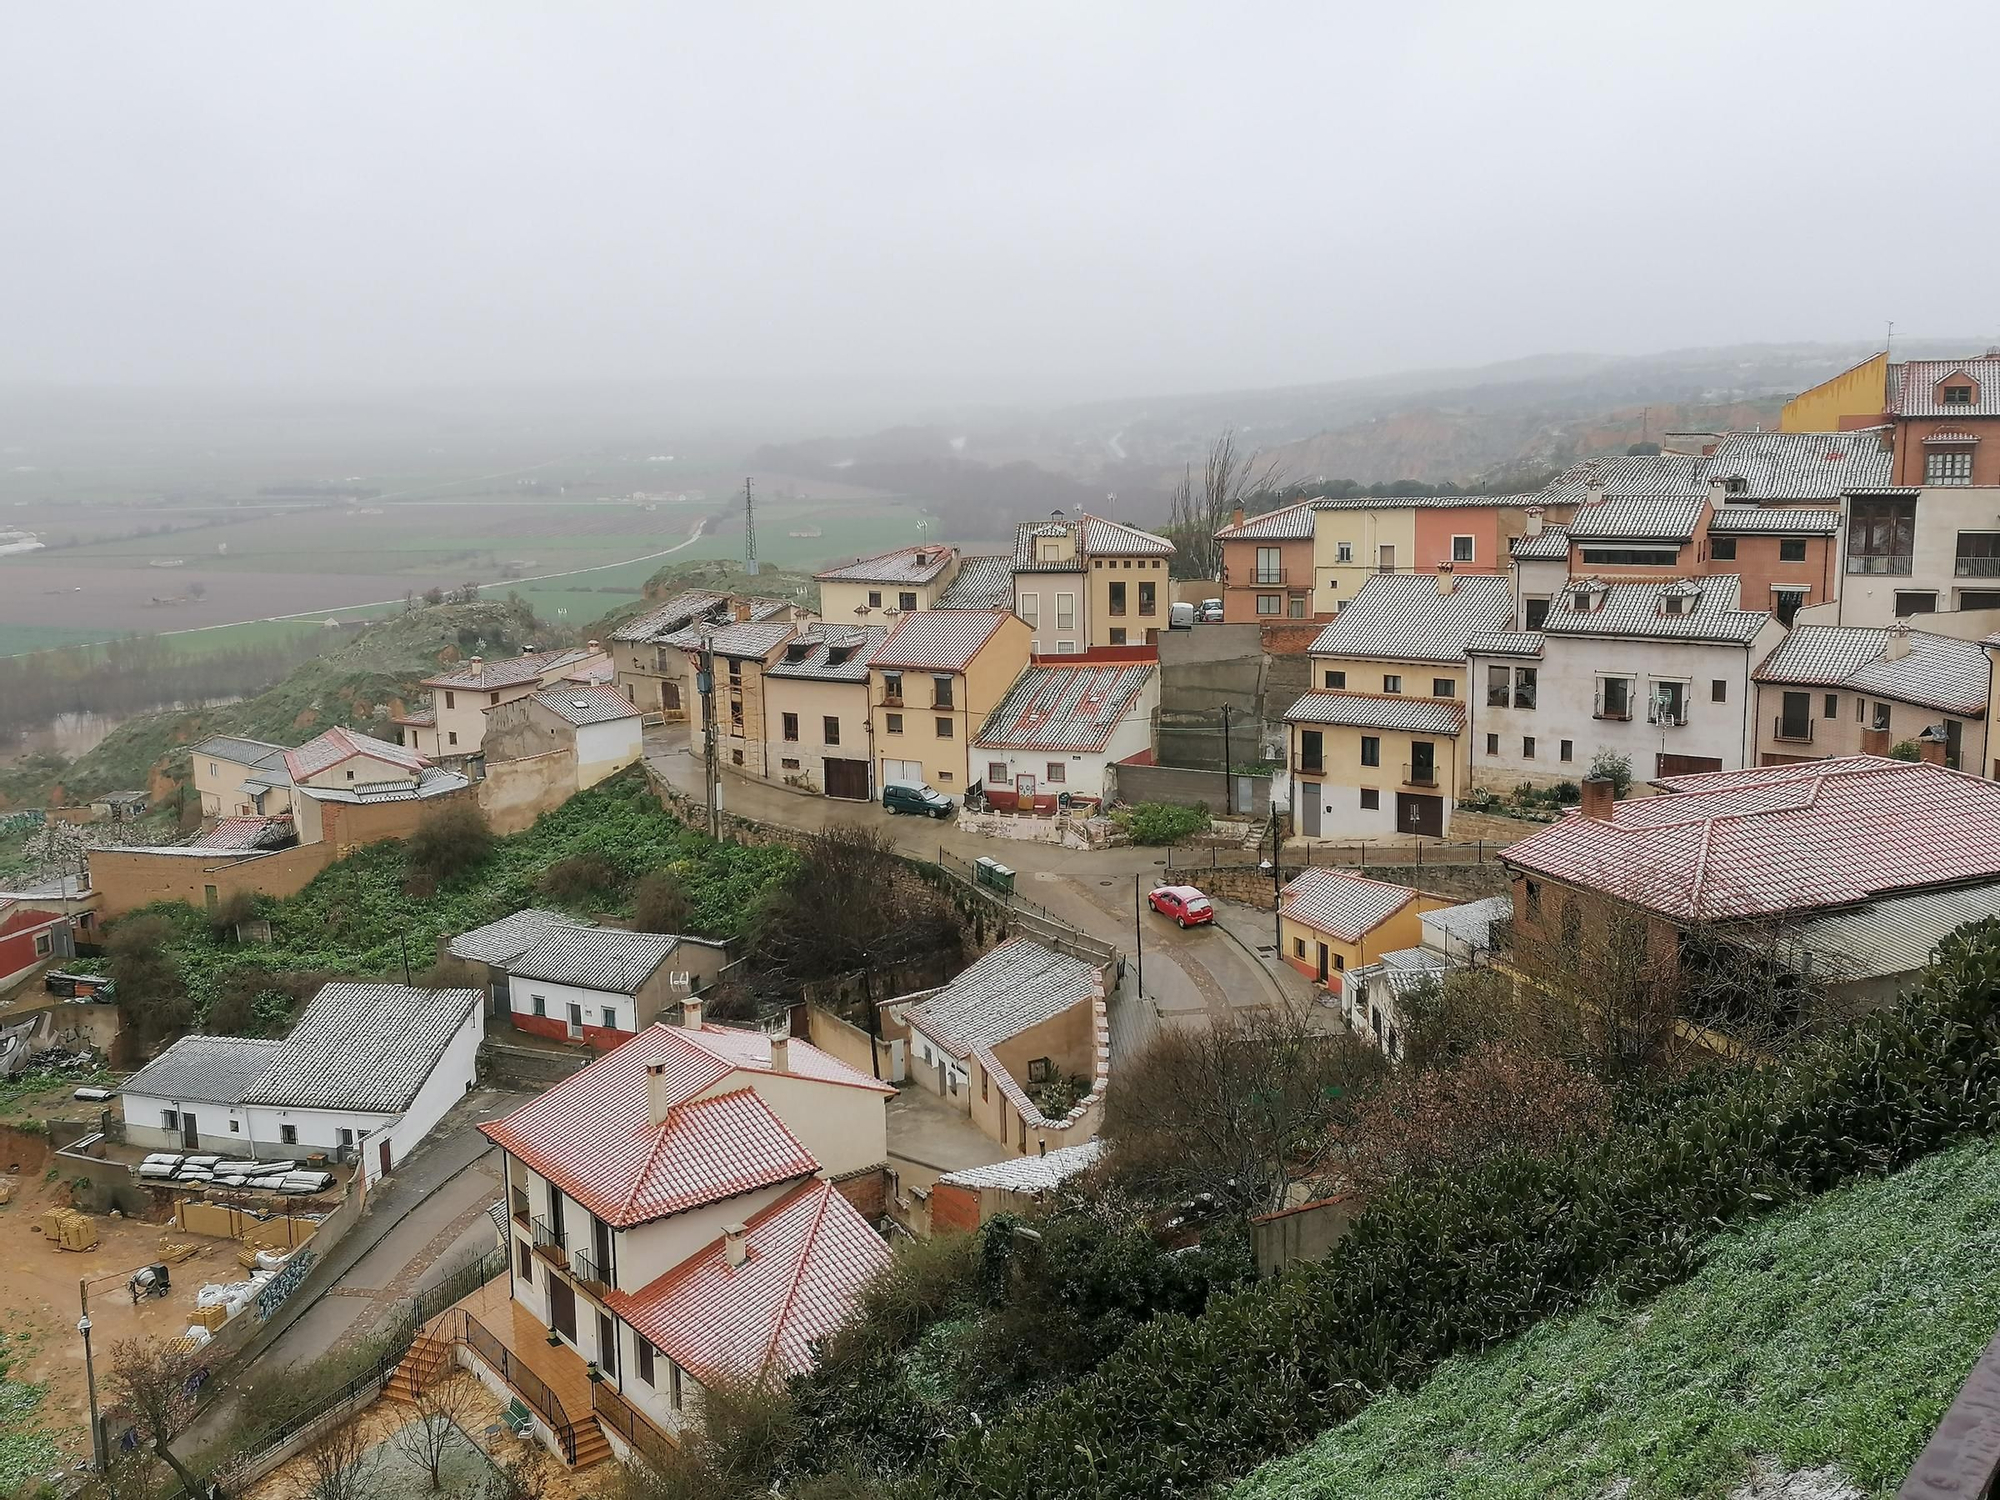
[456,1308,580,1464]
[1165,840,1508,874]
[931,848,1119,967]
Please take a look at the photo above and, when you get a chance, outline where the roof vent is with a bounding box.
[724,1222,748,1268]
[769,1035,790,1074]
[571,698,589,709]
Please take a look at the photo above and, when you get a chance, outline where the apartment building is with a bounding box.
[868,610,1032,793]
[1467,576,1782,788]
[1754,623,1988,772]
[1011,513,1174,652]
[1308,495,1564,615]
[1213,502,1316,623]
[691,619,807,780]
[814,545,960,622]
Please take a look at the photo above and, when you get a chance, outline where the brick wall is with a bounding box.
[832,1164,887,1221]
[1200,860,1508,910]
[90,842,336,919]
[929,1180,981,1234]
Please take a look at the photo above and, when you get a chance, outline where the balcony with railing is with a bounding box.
[1847,552,1914,576]
[1292,754,1325,777]
[531,1215,568,1269]
[1252,566,1288,586]
[1773,715,1815,745]
[571,1250,611,1295]
[1402,762,1439,789]
[593,1380,679,1467]
[1955,554,2000,577]
[511,1188,530,1227]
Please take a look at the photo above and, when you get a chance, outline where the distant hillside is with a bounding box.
[0,598,553,811]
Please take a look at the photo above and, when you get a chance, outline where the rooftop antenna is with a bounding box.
[1886,319,1895,359]
[743,477,758,577]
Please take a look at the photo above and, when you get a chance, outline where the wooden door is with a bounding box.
[824,758,870,800]
[378,1139,392,1177]
[1316,944,1329,983]
[1656,753,1723,778]
[1395,792,1443,838]
[597,1311,618,1378]
[181,1112,199,1149]
[549,1276,578,1342]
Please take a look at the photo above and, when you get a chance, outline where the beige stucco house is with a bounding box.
[814,546,959,624]
[867,610,1033,794]
[395,645,611,767]
[760,625,886,800]
[609,591,813,722]
[189,735,297,819]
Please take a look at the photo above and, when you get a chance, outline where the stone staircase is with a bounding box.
[383,1330,453,1404]
[570,1418,613,1469]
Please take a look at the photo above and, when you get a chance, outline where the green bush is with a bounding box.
[405,801,494,886]
[1116,802,1210,845]
[1889,739,1922,762]
[894,919,2000,1499]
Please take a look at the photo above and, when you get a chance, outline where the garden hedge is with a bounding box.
[901,919,2000,1498]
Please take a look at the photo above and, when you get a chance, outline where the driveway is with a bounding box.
[184,1087,529,1456]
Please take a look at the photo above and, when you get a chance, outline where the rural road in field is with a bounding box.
[128,510,712,648]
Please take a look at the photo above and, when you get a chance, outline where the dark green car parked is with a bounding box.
[882,781,954,818]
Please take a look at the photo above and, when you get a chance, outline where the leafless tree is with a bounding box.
[106,1337,228,1499]
[390,1372,478,1490]
[1165,429,1289,580]
[1102,1001,1379,1216]
[303,1410,378,1500]
[747,825,963,982]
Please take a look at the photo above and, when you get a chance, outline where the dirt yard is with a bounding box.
[246,1371,616,1500]
[0,1141,253,1470]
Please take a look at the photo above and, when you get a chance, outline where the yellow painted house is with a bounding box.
[868,610,1032,793]
[1779,351,1889,433]
[814,545,961,624]
[1277,867,1445,990]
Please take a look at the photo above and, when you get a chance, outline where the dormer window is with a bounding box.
[1572,588,1594,611]
[1943,385,1975,405]
[1724,477,1748,496]
[1663,595,1685,616]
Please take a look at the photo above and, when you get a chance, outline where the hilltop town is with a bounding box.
[11,351,2000,1499]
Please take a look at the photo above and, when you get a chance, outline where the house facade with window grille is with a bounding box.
[480,1016,892,1460]
[1466,576,1783,790]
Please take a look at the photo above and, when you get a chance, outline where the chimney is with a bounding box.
[769,1035,790,1074]
[468,655,483,670]
[1918,732,1947,765]
[644,1060,673,1127]
[724,1222,748,1268]
[1579,776,1615,820]
[733,601,751,623]
[586,639,600,651]
[681,998,703,1029]
[1436,563,1456,595]
[1586,482,1606,507]
[1231,505,1246,529]
[1885,621,1911,660]
[1524,507,1544,538]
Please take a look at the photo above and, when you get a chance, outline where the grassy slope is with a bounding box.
[1232,1135,2000,1500]
[0,597,552,808]
[146,767,797,1020]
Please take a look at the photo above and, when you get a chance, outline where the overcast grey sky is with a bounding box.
[6,2,1997,398]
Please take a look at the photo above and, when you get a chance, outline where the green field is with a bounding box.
[1232,1135,2000,1500]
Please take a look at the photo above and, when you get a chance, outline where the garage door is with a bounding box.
[882,758,925,788]
[825,758,872,801]
[1395,792,1443,837]
[1656,754,1723,778]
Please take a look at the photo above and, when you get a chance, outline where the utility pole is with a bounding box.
[1220,706,1234,812]
[697,634,719,839]
[1268,805,1283,951]
[79,1281,105,1479]
[399,931,412,986]
[743,477,758,577]
[1132,872,1144,999]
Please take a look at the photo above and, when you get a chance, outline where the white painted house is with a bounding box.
[971,659,1158,812]
[119,983,484,1187]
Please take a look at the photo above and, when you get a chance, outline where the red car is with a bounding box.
[1148,885,1214,928]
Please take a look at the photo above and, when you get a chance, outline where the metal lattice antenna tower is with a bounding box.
[743,476,758,576]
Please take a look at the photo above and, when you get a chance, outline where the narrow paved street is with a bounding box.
[643,727,1294,1046]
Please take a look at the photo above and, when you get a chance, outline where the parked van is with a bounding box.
[883,782,955,818]
[1168,601,1195,630]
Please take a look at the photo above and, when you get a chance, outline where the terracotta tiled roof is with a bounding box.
[1214,501,1315,540]
[1283,692,1465,734]
[1538,576,1769,645]
[934,556,1014,611]
[422,647,600,691]
[872,610,1009,672]
[1700,429,1892,500]
[974,663,1155,753]
[898,938,1100,1059]
[1704,507,1841,536]
[282,725,428,782]
[1754,626,1989,717]
[531,685,639,727]
[1280,868,1419,942]
[1892,359,2000,418]
[1306,572,1513,664]
[605,1177,888,1384]
[815,545,956,585]
[1501,757,2000,922]
[479,1024,889,1228]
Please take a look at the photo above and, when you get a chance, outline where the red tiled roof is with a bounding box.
[283,725,428,782]
[1501,756,2000,922]
[478,1024,889,1228]
[604,1177,888,1384]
